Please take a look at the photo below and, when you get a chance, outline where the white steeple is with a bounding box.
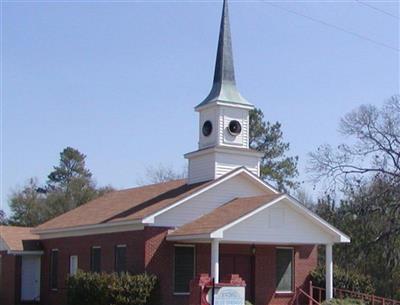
[185,0,262,184]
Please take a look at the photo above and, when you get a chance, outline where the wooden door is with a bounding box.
[220,254,254,303]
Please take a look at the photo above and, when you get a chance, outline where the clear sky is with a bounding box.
[2,0,399,215]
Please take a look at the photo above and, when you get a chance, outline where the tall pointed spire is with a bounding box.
[196,0,252,110]
[214,0,235,86]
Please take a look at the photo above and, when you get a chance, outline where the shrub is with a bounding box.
[310,266,375,295]
[322,298,366,305]
[67,271,159,305]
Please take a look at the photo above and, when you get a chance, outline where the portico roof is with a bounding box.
[167,194,350,244]
[168,194,282,236]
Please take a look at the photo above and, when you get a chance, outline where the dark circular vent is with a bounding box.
[228,120,242,136]
[202,120,213,137]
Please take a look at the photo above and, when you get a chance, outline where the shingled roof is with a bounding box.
[35,179,210,231]
[0,225,39,251]
[169,193,282,237]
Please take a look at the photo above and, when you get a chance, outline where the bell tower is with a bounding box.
[185,0,262,184]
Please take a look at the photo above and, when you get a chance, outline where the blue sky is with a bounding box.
[2,0,399,215]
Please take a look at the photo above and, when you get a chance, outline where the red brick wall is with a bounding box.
[144,228,212,305]
[0,251,22,305]
[144,231,317,305]
[254,245,317,305]
[39,230,145,305]
[37,227,317,305]
[144,227,176,305]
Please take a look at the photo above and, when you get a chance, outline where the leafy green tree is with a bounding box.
[48,147,92,189]
[309,96,400,298]
[249,108,299,191]
[46,147,99,213]
[8,178,47,226]
[8,147,113,226]
[0,209,7,225]
[315,179,400,298]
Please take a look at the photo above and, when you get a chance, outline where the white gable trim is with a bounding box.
[142,167,278,224]
[0,236,10,251]
[210,195,350,243]
[284,195,350,243]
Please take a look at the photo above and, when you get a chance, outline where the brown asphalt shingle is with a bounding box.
[36,179,210,231]
[169,193,283,237]
[0,225,38,251]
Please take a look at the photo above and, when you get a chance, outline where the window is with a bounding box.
[90,247,101,273]
[276,248,294,292]
[115,245,127,273]
[50,249,58,290]
[70,255,78,276]
[174,245,195,294]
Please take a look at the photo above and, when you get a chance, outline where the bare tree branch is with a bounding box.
[308,95,400,191]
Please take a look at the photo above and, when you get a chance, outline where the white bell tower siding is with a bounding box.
[186,0,262,184]
[186,146,262,184]
[198,104,252,150]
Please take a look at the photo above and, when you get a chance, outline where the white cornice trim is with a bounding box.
[195,101,254,112]
[7,250,44,256]
[166,233,211,241]
[184,146,264,159]
[34,221,144,239]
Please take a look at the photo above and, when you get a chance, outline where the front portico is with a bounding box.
[167,194,350,303]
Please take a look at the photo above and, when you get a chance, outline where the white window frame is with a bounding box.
[173,244,196,295]
[275,247,295,294]
[69,255,78,276]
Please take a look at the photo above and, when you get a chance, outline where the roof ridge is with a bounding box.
[114,178,187,193]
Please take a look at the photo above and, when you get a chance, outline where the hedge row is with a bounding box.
[67,271,159,305]
[322,298,366,305]
[311,266,375,294]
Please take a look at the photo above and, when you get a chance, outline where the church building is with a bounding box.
[0,1,349,305]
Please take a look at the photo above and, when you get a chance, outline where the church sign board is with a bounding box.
[206,286,245,305]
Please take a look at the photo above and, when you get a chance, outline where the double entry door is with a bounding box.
[220,254,255,303]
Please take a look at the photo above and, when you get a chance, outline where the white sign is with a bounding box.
[207,286,245,305]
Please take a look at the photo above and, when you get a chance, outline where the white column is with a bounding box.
[326,243,333,300]
[211,239,220,283]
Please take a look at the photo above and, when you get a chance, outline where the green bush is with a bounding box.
[322,298,366,305]
[67,271,159,305]
[310,266,375,295]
